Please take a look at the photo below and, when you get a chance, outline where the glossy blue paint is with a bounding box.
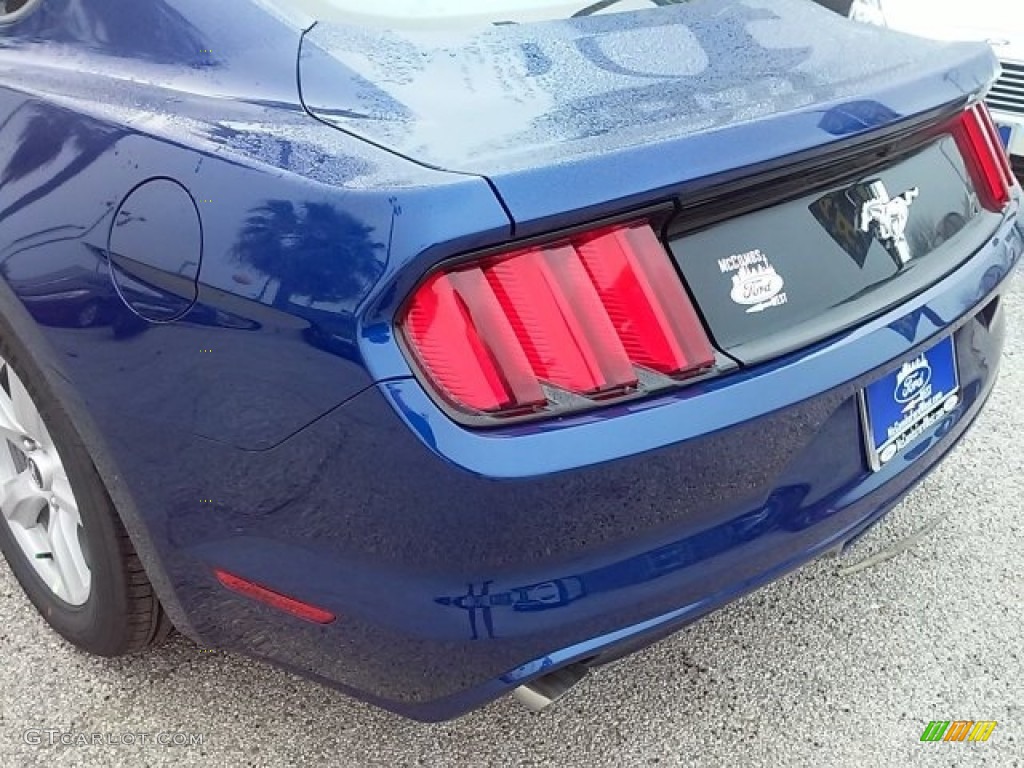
[0,0,1019,721]
[0,0,511,452]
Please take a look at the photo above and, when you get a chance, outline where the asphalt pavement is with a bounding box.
[1,269,1021,768]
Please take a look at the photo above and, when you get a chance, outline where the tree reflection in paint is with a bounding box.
[231,200,385,314]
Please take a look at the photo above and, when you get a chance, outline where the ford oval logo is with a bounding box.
[729,270,785,306]
[895,363,931,404]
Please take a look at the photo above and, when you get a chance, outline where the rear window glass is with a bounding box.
[283,0,681,25]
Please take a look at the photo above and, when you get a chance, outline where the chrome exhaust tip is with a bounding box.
[511,664,589,713]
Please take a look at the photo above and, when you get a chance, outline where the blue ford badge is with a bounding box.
[894,354,932,404]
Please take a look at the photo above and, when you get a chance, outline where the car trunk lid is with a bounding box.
[298,0,997,201]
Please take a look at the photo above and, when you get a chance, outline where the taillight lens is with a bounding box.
[952,103,1014,212]
[400,221,716,422]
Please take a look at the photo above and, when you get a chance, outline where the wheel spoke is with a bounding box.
[0,380,32,447]
[8,369,49,451]
[47,503,90,605]
[50,472,79,525]
[0,469,45,528]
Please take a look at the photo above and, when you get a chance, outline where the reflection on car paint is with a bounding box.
[435,485,818,640]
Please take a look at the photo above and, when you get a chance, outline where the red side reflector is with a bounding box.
[952,104,1013,212]
[400,220,716,421]
[214,569,336,625]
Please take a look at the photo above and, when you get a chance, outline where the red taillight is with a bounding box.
[214,569,336,624]
[952,103,1014,212]
[576,225,714,376]
[401,221,715,421]
[975,102,1016,190]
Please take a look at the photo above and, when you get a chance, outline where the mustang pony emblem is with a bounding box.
[856,180,920,266]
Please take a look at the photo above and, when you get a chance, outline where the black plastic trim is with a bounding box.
[665,98,1019,368]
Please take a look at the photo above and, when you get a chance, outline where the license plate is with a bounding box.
[859,336,960,471]
[997,123,1013,149]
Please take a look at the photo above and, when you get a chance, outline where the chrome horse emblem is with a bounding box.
[857,180,920,266]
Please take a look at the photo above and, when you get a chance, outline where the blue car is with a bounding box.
[0,0,1019,721]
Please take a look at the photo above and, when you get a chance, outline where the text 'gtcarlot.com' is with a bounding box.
[23,730,206,747]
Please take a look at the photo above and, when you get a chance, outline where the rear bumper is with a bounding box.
[154,207,1021,722]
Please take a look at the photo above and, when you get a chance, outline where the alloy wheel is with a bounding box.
[0,354,91,605]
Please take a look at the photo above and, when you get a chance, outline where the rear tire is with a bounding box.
[0,327,171,656]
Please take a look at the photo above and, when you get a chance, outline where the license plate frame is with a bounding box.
[858,335,960,471]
